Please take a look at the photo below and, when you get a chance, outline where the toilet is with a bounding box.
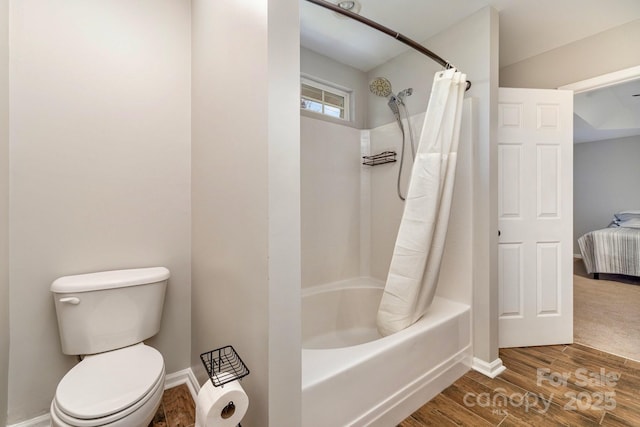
[49,267,170,427]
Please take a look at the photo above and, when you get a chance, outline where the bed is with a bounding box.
[578,211,640,279]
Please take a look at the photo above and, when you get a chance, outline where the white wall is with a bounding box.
[368,119,414,281]
[0,0,9,425]
[8,1,192,423]
[367,7,499,364]
[500,19,640,89]
[301,47,369,129]
[191,1,301,426]
[301,116,362,288]
[574,135,640,253]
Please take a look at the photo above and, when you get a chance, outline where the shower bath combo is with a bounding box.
[302,1,472,426]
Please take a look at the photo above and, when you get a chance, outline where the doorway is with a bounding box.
[561,65,640,361]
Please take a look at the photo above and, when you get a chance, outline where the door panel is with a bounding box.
[498,88,573,348]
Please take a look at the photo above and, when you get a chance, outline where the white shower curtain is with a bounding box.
[376,69,467,336]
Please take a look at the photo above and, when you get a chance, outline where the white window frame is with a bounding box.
[301,75,351,122]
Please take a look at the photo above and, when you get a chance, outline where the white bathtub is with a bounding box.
[301,277,472,427]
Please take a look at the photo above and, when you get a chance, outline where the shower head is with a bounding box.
[369,77,392,97]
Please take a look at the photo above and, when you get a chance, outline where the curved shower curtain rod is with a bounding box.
[304,0,472,91]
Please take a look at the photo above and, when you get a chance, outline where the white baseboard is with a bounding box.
[472,357,507,378]
[574,253,583,259]
[165,367,200,401]
[7,413,50,427]
[8,367,200,427]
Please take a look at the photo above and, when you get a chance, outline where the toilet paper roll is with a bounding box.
[195,379,249,427]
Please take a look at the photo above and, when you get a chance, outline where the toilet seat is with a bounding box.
[52,344,164,427]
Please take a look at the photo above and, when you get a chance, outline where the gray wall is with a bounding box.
[191,1,301,425]
[0,0,9,425]
[574,136,640,254]
[8,1,192,422]
[300,47,369,129]
[500,19,640,89]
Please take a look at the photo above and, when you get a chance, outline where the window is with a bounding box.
[301,77,350,121]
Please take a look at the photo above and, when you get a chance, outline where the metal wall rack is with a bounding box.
[362,151,397,166]
[200,345,250,387]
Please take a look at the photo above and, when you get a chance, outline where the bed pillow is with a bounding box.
[617,217,640,229]
[614,211,640,222]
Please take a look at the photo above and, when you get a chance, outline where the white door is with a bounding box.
[498,88,573,348]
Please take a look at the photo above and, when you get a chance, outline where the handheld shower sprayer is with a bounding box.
[387,95,401,120]
[369,77,417,201]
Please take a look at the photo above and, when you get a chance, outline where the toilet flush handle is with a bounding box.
[59,297,80,305]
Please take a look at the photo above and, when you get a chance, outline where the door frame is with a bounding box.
[558,65,640,93]
[558,64,640,347]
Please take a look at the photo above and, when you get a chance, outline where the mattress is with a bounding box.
[578,227,640,277]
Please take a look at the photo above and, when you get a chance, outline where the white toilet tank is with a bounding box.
[51,267,170,356]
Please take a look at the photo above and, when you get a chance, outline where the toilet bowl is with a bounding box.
[49,267,170,427]
[51,344,165,427]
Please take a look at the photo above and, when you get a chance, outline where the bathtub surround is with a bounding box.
[301,116,362,288]
[301,99,475,292]
[360,130,373,276]
[377,70,466,336]
[300,87,474,424]
[8,1,192,423]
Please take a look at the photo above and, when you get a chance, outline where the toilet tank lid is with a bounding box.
[51,267,170,293]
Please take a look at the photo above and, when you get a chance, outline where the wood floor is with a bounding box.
[155,344,640,426]
[149,383,196,427]
[400,344,640,427]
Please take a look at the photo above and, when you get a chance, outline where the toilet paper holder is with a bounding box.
[200,345,250,388]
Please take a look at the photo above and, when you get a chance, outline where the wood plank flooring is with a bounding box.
[154,344,640,426]
[400,344,640,427]
[149,383,196,427]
